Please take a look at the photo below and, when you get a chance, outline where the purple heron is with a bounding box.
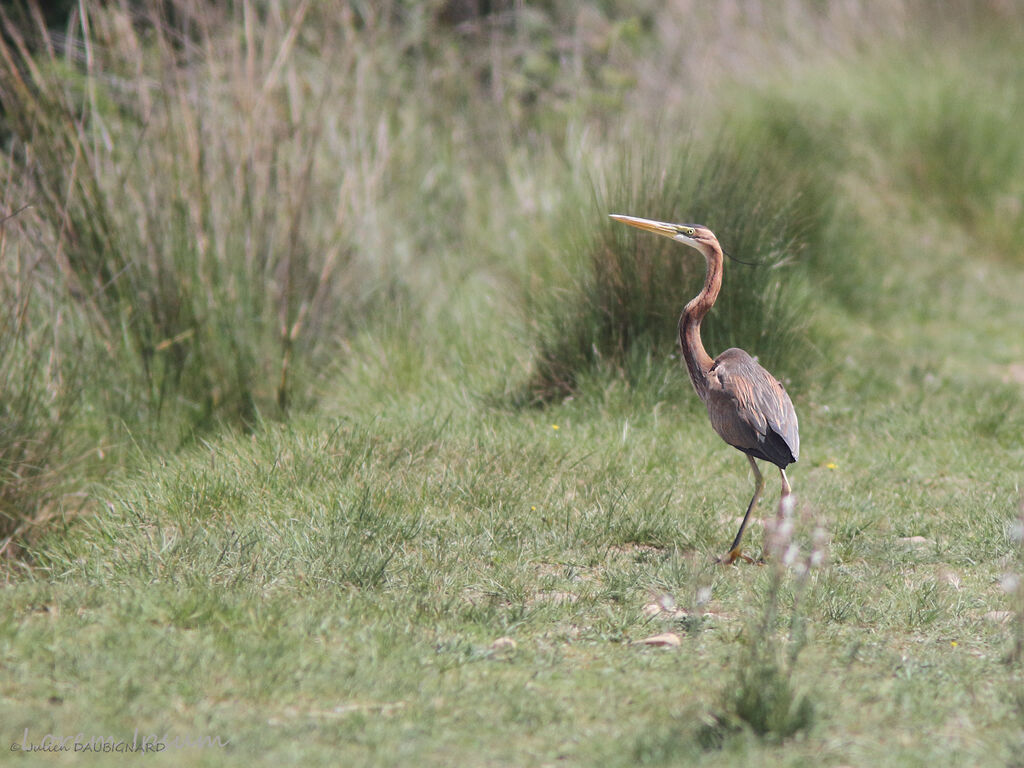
[610,214,799,564]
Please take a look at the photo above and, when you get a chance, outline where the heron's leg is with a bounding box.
[776,467,793,519]
[722,455,764,564]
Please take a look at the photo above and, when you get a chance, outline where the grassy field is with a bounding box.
[2,1,1024,765]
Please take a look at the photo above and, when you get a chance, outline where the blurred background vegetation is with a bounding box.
[1,0,1022,552]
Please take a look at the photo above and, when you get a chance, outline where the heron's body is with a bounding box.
[610,213,799,563]
[706,347,798,469]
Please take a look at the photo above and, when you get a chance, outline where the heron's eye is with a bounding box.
[682,227,695,236]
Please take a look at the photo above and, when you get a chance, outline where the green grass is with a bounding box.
[5,317,1024,764]
[3,0,1024,765]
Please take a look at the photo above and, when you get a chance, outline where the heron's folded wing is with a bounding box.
[706,353,799,466]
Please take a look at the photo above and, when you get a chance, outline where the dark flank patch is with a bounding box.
[741,425,797,469]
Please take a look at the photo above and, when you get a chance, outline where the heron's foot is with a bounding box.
[716,547,757,566]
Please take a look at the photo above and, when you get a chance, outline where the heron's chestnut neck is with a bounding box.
[678,241,723,402]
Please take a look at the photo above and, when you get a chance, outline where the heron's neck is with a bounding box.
[678,241,723,402]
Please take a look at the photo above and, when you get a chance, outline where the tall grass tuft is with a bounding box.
[0,201,81,554]
[0,3,386,440]
[521,140,821,404]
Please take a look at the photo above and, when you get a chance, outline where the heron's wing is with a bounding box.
[705,349,799,467]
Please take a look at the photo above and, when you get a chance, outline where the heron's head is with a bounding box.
[609,214,718,253]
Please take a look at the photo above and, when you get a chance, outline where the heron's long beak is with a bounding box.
[609,214,683,239]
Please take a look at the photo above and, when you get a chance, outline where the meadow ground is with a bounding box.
[1,2,1024,765]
